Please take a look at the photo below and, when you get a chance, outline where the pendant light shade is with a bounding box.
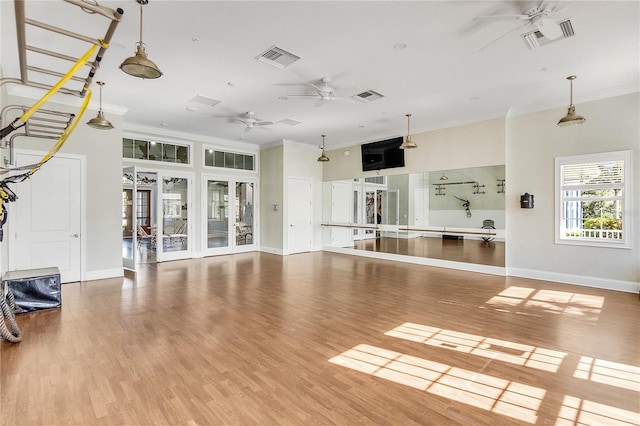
[120,0,162,79]
[400,113,417,149]
[557,75,585,126]
[317,134,330,162]
[439,172,448,181]
[86,81,114,130]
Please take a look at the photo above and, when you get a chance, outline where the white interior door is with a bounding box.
[9,153,82,283]
[288,177,312,254]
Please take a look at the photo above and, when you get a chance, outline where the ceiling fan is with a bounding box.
[475,2,567,51]
[286,77,342,107]
[236,111,273,132]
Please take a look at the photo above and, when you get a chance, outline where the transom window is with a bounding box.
[123,138,190,164]
[204,148,255,171]
[555,150,631,248]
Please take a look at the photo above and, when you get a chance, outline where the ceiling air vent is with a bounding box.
[352,90,385,103]
[277,118,302,126]
[521,19,575,50]
[189,95,221,107]
[256,45,301,69]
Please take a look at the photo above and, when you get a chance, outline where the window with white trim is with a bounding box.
[556,150,631,248]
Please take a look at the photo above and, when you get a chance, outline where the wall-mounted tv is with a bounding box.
[361,137,405,171]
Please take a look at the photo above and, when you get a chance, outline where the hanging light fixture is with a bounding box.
[557,75,585,126]
[439,172,449,181]
[120,0,162,79]
[317,134,330,162]
[86,81,114,130]
[399,113,417,149]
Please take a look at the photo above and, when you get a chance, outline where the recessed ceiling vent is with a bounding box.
[521,19,575,50]
[189,95,221,107]
[352,90,385,103]
[256,45,301,69]
[278,118,302,126]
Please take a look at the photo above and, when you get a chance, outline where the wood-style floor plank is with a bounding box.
[1,252,638,425]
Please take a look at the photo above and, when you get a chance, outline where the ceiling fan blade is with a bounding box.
[287,94,319,98]
[474,14,530,21]
[255,121,273,126]
[478,21,531,52]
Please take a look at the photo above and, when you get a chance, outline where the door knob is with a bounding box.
[70,234,79,238]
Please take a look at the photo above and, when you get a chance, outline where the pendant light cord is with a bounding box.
[138,2,143,45]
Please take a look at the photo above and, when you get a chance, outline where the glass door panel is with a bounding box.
[136,171,158,263]
[207,180,229,249]
[235,181,255,249]
[157,173,191,261]
[122,167,136,270]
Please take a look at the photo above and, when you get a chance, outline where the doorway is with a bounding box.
[202,176,257,256]
[10,152,83,283]
[288,177,312,254]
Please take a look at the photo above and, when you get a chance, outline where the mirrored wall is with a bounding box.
[322,165,505,267]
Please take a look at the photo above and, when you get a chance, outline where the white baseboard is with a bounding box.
[507,267,640,294]
[260,246,284,255]
[261,245,323,256]
[84,268,124,281]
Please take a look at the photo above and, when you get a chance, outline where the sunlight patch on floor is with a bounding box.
[483,287,604,322]
[556,395,640,426]
[329,344,545,424]
[385,322,566,373]
[574,356,640,392]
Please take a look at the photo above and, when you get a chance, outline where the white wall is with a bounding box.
[282,141,323,252]
[323,117,506,182]
[2,94,123,279]
[506,92,639,289]
[320,94,640,292]
[259,145,284,252]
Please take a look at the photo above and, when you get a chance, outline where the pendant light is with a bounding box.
[399,113,417,149]
[86,81,114,130]
[120,0,162,79]
[439,172,449,181]
[557,75,585,126]
[317,134,330,162]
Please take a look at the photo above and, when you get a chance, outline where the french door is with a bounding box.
[202,176,257,256]
[156,171,193,262]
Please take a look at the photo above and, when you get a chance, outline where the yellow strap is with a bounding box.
[19,44,97,123]
[29,87,92,174]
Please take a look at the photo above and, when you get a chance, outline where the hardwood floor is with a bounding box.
[1,252,638,425]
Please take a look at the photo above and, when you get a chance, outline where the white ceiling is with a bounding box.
[1,1,639,150]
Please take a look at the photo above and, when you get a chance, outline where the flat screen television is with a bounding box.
[361,137,405,171]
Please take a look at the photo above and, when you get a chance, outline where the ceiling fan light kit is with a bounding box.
[317,134,330,162]
[237,111,273,132]
[120,0,162,79]
[558,75,586,126]
[400,113,417,149]
[86,81,114,130]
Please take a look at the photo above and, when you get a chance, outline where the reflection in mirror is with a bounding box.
[322,165,505,267]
